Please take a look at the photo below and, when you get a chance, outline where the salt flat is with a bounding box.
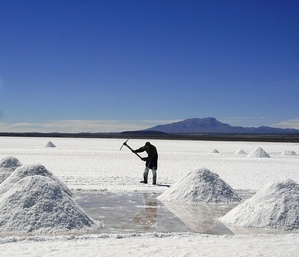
[0,136,299,256]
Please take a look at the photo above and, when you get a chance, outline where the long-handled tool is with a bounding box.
[120,139,143,160]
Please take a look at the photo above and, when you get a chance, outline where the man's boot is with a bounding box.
[140,173,148,184]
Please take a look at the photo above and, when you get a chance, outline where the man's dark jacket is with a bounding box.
[135,143,158,169]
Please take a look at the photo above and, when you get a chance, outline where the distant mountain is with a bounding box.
[145,117,299,134]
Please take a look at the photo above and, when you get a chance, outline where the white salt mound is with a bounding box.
[219,179,299,230]
[0,164,72,197]
[0,157,22,183]
[209,149,219,153]
[158,167,242,203]
[0,175,95,234]
[248,147,270,158]
[45,141,56,147]
[234,149,247,155]
[281,150,297,156]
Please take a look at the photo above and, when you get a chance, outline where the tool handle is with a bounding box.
[124,142,143,160]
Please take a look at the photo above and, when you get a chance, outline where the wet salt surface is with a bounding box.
[76,191,192,234]
[75,191,241,235]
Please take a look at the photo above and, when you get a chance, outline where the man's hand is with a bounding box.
[141,157,147,161]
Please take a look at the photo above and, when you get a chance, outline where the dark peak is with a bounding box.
[186,117,216,122]
[146,117,231,133]
[183,117,229,126]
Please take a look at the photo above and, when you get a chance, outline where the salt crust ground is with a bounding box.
[0,137,299,256]
[1,233,299,257]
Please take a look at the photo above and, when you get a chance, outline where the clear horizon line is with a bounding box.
[0,117,299,133]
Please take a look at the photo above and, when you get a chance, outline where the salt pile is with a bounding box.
[0,175,95,234]
[247,147,270,158]
[158,167,241,203]
[0,157,22,183]
[234,149,247,155]
[0,164,72,197]
[219,179,299,230]
[281,150,297,156]
[45,141,56,147]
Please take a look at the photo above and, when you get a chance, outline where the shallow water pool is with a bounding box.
[75,191,235,235]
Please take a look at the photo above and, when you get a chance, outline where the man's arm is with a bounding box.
[133,146,145,153]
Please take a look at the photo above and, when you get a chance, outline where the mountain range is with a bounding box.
[145,117,299,134]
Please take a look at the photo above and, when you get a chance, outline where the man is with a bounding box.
[133,142,158,185]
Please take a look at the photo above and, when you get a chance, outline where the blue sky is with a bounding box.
[0,0,298,133]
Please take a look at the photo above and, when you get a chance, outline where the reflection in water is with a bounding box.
[76,191,192,234]
[129,193,157,230]
[161,201,237,233]
[77,191,273,235]
[76,191,299,235]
